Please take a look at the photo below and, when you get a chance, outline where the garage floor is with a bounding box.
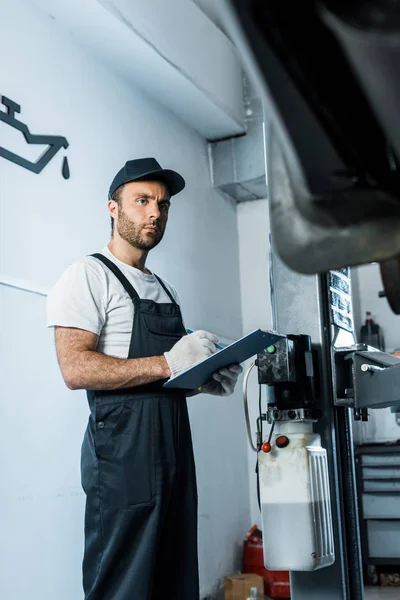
[364,587,400,599]
[265,586,400,600]
[263,585,400,599]
[264,588,400,599]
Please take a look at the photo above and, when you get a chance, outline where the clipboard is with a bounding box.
[163,329,284,390]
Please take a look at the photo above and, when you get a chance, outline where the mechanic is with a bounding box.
[47,157,242,600]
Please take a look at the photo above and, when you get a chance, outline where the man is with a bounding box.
[47,158,242,600]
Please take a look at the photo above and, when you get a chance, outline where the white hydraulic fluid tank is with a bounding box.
[258,421,335,571]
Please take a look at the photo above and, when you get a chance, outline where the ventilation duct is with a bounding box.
[209,74,268,202]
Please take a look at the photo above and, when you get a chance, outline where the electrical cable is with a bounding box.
[268,420,275,444]
[243,361,275,512]
[257,382,264,512]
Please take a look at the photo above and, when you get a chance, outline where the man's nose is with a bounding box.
[148,202,161,220]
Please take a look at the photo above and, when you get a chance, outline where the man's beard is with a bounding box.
[117,207,164,250]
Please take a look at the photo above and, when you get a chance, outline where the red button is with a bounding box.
[276,435,289,448]
[261,442,272,453]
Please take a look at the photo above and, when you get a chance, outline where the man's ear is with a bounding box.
[108,199,119,221]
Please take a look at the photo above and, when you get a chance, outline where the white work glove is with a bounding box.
[164,330,219,378]
[201,364,243,397]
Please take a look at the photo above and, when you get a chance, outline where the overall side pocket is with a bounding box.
[95,398,156,509]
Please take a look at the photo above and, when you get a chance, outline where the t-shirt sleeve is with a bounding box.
[46,260,107,335]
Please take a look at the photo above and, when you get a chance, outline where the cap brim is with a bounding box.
[136,168,185,196]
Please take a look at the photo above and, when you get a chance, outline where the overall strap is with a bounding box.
[90,253,140,302]
[154,274,176,304]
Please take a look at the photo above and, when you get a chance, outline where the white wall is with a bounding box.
[352,263,400,352]
[237,199,273,526]
[0,2,249,598]
[351,264,400,444]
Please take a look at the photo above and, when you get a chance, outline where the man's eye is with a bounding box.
[160,203,170,212]
[137,198,147,205]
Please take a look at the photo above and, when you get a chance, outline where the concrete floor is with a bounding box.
[364,587,400,599]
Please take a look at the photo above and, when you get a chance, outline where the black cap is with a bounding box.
[108,158,185,199]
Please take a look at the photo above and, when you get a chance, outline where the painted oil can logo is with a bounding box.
[0,95,70,179]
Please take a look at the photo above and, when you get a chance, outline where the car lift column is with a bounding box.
[269,248,364,600]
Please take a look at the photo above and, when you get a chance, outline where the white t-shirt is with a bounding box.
[46,246,182,359]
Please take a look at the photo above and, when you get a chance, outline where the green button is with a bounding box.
[266,345,276,354]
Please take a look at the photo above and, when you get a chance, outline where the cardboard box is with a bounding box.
[224,573,264,600]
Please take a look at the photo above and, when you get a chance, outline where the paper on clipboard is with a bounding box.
[163,329,284,390]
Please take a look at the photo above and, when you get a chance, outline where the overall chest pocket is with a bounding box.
[95,399,155,509]
[139,302,185,341]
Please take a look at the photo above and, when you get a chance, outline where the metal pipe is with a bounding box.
[243,361,258,452]
[360,363,386,373]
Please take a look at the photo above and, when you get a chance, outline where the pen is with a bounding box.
[186,329,224,350]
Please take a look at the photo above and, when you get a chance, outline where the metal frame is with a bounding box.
[334,346,400,411]
[269,249,363,599]
[354,449,369,571]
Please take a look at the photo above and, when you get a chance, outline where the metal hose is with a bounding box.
[243,361,258,452]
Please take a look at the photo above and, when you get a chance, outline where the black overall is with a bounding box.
[81,254,199,600]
